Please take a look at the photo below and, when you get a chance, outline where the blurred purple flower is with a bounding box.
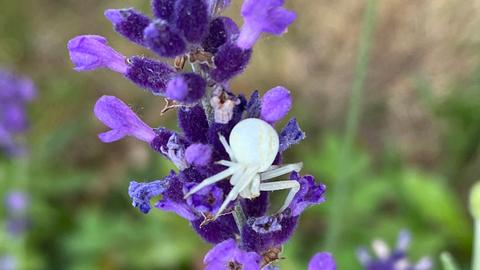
[308,252,336,270]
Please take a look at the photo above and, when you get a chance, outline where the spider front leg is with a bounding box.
[219,134,236,162]
[259,162,303,181]
[259,180,300,213]
[184,165,239,198]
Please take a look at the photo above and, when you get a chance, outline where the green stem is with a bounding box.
[325,0,378,250]
[474,219,480,270]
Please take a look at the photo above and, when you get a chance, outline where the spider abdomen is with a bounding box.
[229,118,279,171]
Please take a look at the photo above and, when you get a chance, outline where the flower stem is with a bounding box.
[325,0,378,250]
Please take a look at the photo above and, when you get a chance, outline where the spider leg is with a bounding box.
[259,180,300,213]
[184,166,238,198]
[214,167,257,219]
[216,160,237,167]
[259,162,303,181]
[219,134,237,162]
[248,174,261,198]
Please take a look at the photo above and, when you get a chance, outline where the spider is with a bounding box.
[184,118,303,219]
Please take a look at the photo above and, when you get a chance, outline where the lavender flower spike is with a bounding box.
[94,95,155,143]
[67,35,128,73]
[104,8,151,45]
[261,86,292,124]
[308,252,337,270]
[204,239,261,270]
[237,0,296,49]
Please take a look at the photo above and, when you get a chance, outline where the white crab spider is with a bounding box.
[184,118,303,219]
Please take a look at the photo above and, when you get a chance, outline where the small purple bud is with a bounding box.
[150,128,174,153]
[308,252,336,270]
[125,56,175,95]
[185,143,212,166]
[165,73,206,103]
[279,118,305,152]
[128,180,167,213]
[152,0,176,21]
[175,0,209,43]
[144,20,187,58]
[202,17,239,54]
[67,35,128,73]
[211,42,252,82]
[94,95,156,143]
[237,0,296,49]
[260,86,292,124]
[104,8,151,45]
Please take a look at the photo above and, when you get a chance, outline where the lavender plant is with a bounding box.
[0,69,36,157]
[68,0,335,269]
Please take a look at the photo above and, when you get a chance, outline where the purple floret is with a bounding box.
[185,143,213,166]
[128,180,167,213]
[94,95,156,143]
[279,118,305,152]
[67,35,128,73]
[289,172,326,216]
[178,105,209,143]
[105,8,151,45]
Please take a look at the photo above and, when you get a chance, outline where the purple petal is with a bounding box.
[308,252,336,270]
[93,95,155,143]
[152,0,176,21]
[260,86,292,123]
[67,35,128,73]
[144,20,187,58]
[155,199,196,220]
[185,143,213,166]
[237,0,296,49]
[289,172,326,216]
[204,239,261,270]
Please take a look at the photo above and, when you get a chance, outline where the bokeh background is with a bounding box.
[1,0,479,269]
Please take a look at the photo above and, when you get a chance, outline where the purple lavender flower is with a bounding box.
[0,69,36,156]
[69,1,331,268]
[357,231,433,270]
[308,252,337,270]
[203,239,261,270]
[236,0,296,49]
[93,95,156,143]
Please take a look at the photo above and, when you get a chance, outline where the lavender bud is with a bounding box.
[165,73,206,103]
[104,8,151,45]
[210,42,252,82]
[128,180,167,213]
[125,56,175,95]
[175,0,209,43]
[152,0,176,21]
[178,105,209,143]
[202,17,239,54]
[144,20,187,58]
[260,86,292,124]
[279,118,305,152]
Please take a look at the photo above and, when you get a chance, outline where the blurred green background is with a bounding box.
[1,0,479,269]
